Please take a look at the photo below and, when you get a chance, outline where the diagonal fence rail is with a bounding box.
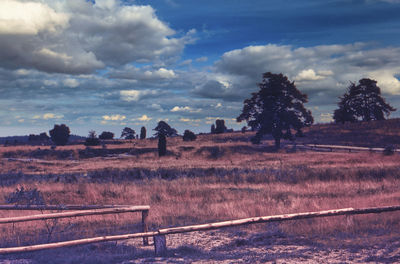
[1,204,400,255]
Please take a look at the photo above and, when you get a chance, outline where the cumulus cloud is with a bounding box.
[119,89,158,102]
[0,0,191,74]
[210,43,400,101]
[63,78,79,88]
[102,114,126,121]
[136,114,152,121]
[109,66,176,80]
[33,113,64,120]
[170,106,201,113]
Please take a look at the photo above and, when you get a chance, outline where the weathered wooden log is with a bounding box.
[0,205,133,211]
[141,210,149,246]
[0,230,159,254]
[154,235,167,256]
[0,206,150,224]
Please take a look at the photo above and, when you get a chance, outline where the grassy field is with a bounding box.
[0,119,400,263]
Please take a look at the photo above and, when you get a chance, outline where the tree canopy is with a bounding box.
[333,78,396,123]
[237,72,313,149]
[153,121,177,137]
[121,127,135,139]
[49,124,70,146]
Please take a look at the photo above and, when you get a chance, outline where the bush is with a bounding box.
[99,131,114,140]
[215,119,227,134]
[84,131,100,146]
[383,145,396,156]
[183,130,197,141]
[140,126,146,139]
[6,186,45,206]
[49,124,70,146]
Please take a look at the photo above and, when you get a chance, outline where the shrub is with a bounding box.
[140,126,146,139]
[6,186,45,206]
[215,119,227,134]
[183,130,197,141]
[383,145,396,156]
[84,131,100,146]
[99,131,114,140]
[49,124,70,146]
[121,127,135,139]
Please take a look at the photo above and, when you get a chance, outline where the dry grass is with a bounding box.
[0,122,400,262]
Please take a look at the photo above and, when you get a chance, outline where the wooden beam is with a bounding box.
[0,205,133,211]
[0,206,150,224]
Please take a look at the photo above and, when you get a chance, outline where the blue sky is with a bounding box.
[0,0,400,137]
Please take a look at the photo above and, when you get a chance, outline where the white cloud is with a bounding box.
[196,56,208,62]
[102,114,126,121]
[171,106,201,113]
[0,0,68,35]
[137,114,152,121]
[0,0,191,74]
[63,78,79,88]
[295,69,326,81]
[110,66,176,80]
[33,113,64,120]
[120,89,158,102]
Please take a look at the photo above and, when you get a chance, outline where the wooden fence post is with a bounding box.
[154,235,167,256]
[142,210,149,246]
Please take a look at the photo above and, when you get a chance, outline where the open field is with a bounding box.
[1,120,400,263]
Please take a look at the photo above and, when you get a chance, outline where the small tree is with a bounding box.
[153,121,177,137]
[121,127,135,139]
[99,131,114,140]
[85,130,100,146]
[333,78,396,123]
[211,124,216,134]
[183,130,197,141]
[49,124,70,146]
[237,72,313,149]
[215,119,227,134]
[140,126,146,139]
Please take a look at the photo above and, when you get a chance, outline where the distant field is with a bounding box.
[0,119,400,263]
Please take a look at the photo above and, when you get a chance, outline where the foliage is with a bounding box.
[333,78,396,123]
[153,121,177,137]
[237,72,313,149]
[49,124,70,146]
[214,119,227,134]
[158,134,167,156]
[28,132,50,142]
[99,131,114,140]
[85,130,100,146]
[140,126,146,139]
[183,130,197,141]
[211,124,216,134]
[121,127,135,139]
[6,186,45,206]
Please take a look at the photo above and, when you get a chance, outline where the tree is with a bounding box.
[333,78,396,123]
[153,121,177,137]
[237,72,313,149]
[183,130,197,141]
[214,119,227,134]
[49,124,70,146]
[211,124,216,134]
[85,130,100,146]
[99,131,114,140]
[121,127,135,139]
[140,126,146,139]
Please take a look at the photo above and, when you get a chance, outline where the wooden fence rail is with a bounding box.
[1,205,400,255]
[0,205,150,247]
[293,144,400,153]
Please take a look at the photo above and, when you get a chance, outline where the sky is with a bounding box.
[1,0,400,137]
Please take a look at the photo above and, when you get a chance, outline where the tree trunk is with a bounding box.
[158,134,167,157]
[274,137,281,149]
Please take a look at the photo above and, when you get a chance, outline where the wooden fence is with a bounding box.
[0,204,150,250]
[1,204,400,255]
[291,144,400,153]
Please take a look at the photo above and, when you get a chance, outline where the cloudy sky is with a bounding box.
[1,0,400,137]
